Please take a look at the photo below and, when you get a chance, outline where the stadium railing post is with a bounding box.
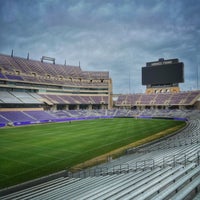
[184,154,187,166]
[197,151,200,165]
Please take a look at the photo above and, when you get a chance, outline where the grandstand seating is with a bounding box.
[0,111,35,125]
[11,92,41,104]
[0,92,109,106]
[0,91,22,104]
[24,111,57,121]
[1,53,200,111]
[0,73,5,79]
[0,91,43,104]
[33,94,109,105]
[0,115,9,127]
[155,93,173,105]
[5,74,24,81]
[0,53,110,90]
[140,93,155,104]
[0,109,193,127]
[115,91,200,106]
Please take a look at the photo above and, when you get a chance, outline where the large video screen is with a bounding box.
[142,63,184,85]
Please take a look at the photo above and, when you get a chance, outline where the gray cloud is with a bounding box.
[0,0,200,93]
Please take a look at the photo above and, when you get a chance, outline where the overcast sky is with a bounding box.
[0,0,200,94]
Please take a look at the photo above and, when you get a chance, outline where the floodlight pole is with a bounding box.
[11,49,14,57]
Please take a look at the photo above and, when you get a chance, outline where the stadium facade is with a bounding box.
[0,53,113,111]
[0,53,200,127]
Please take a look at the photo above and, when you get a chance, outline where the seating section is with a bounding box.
[116,91,200,106]
[0,91,42,104]
[0,90,109,105]
[0,111,35,126]
[37,94,109,105]
[0,115,9,127]
[1,118,200,199]
[0,91,23,104]
[154,93,172,105]
[0,109,196,127]
[1,90,198,107]
[0,53,109,87]
[24,111,57,121]
[11,92,41,104]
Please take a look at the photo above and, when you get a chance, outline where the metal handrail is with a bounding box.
[113,163,129,174]
[197,150,200,165]
[136,159,155,170]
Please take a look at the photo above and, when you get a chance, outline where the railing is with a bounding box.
[197,150,200,165]
[67,120,200,179]
[68,158,155,178]
[68,150,200,178]
[127,136,200,154]
[163,152,200,168]
[113,163,130,174]
[136,159,155,170]
[68,145,200,178]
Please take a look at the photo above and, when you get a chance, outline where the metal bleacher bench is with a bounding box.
[151,165,200,200]
[171,174,200,200]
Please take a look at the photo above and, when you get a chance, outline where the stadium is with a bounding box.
[0,52,200,199]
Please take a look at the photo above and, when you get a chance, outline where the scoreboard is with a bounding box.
[142,58,184,85]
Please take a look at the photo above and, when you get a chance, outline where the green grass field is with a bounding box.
[0,118,185,189]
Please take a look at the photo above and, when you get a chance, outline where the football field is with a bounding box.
[0,118,185,188]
